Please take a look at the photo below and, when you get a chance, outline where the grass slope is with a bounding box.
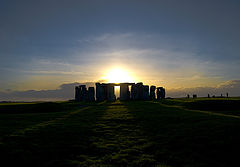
[0,98,240,166]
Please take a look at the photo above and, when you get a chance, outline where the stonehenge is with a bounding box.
[75,82,165,102]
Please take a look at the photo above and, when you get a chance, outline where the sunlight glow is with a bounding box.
[104,68,134,83]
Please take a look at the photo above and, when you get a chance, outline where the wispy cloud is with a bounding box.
[1,32,239,91]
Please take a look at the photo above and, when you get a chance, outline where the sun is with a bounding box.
[104,68,134,83]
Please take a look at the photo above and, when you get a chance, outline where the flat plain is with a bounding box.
[0,98,240,167]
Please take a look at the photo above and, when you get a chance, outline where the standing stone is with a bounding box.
[131,83,143,100]
[157,87,161,100]
[138,83,144,100]
[75,86,81,101]
[103,85,108,100]
[88,87,95,101]
[159,87,165,99]
[157,87,165,99]
[96,83,104,101]
[95,83,100,101]
[107,85,116,101]
[80,85,87,101]
[77,82,164,102]
[120,83,130,100]
[75,85,88,101]
[131,84,137,100]
[150,86,156,100]
[143,85,149,100]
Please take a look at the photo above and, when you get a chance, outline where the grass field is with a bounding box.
[0,98,240,166]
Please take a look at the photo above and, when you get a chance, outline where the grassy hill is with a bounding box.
[0,98,240,166]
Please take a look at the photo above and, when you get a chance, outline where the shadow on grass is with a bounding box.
[124,100,240,167]
[160,98,240,116]
[2,100,240,166]
[83,101,168,167]
[0,102,108,167]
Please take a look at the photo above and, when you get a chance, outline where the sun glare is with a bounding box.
[104,68,134,83]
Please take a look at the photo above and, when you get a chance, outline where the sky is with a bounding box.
[0,0,240,100]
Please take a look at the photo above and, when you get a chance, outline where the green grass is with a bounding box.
[0,98,240,166]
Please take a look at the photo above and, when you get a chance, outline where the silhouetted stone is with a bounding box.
[88,87,95,101]
[96,83,104,101]
[157,87,165,99]
[137,82,144,100]
[160,87,165,99]
[107,84,116,101]
[80,85,87,101]
[76,82,165,102]
[75,86,81,101]
[131,84,137,100]
[157,88,160,100]
[120,83,130,100]
[150,86,156,100]
[143,85,149,100]
[75,85,88,101]
[130,83,145,100]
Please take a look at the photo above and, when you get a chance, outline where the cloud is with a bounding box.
[2,32,239,92]
[0,80,240,101]
[167,80,240,97]
[0,82,95,101]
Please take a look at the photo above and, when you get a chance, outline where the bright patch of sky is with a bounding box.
[0,0,240,92]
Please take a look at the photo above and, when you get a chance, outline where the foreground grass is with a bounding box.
[0,99,240,166]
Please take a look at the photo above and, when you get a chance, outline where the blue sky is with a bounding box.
[0,0,240,99]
